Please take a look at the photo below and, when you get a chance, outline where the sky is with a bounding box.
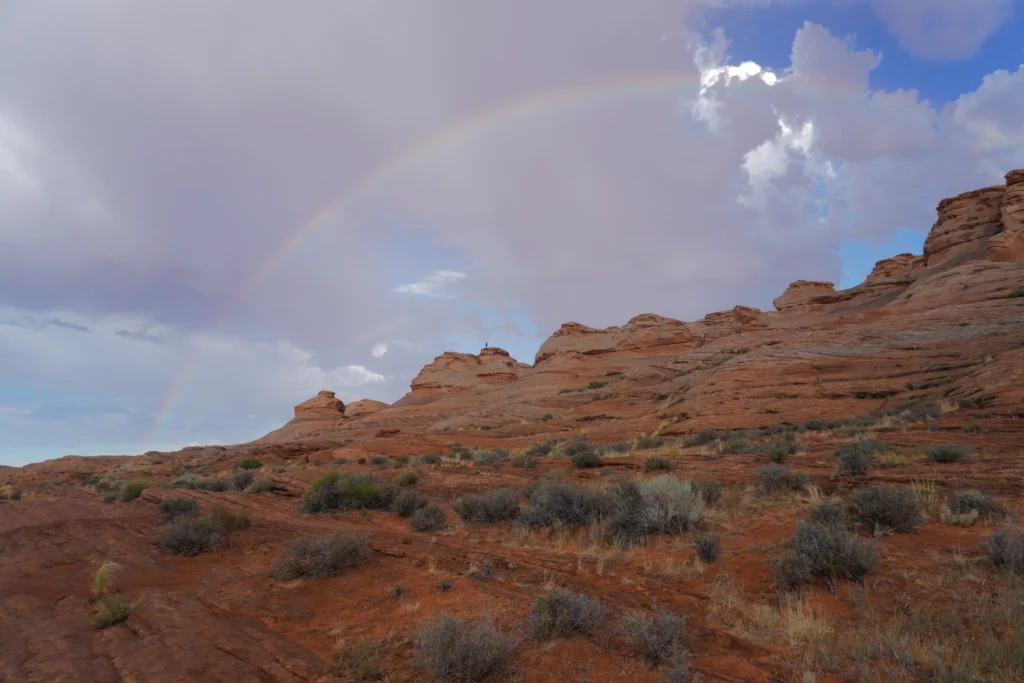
[1,0,1023,466]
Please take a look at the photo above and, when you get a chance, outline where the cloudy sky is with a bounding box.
[2,0,1023,465]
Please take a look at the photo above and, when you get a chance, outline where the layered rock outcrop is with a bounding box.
[410,347,529,394]
[293,390,345,419]
[988,169,1024,262]
[772,281,838,313]
[534,314,701,363]
[344,399,389,418]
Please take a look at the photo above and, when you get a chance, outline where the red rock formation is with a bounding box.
[534,314,700,363]
[923,184,1005,268]
[988,169,1024,262]
[772,281,838,313]
[344,399,389,418]
[293,390,345,419]
[410,347,529,394]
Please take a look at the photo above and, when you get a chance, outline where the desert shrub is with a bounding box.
[271,533,367,580]
[357,457,367,464]
[392,489,429,517]
[9,489,21,501]
[415,612,519,683]
[410,502,447,532]
[529,588,608,640]
[158,496,198,521]
[926,443,972,463]
[88,593,133,630]
[519,481,606,529]
[664,659,697,683]
[602,476,703,547]
[209,503,250,533]
[394,469,420,487]
[875,400,941,424]
[452,489,520,523]
[393,456,410,468]
[682,428,720,447]
[602,439,633,455]
[850,485,922,533]
[962,423,984,434]
[808,499,849,528]
[567,440,602,468]
[803,418,828,431]
[154,514,223,556]
[694,534,721,563]
[230,469,254,491]
[474,450,506,468]
[447,442,474,460]
[755,465,807,494]
[170,474,226,491]
[834,440,884,476]
[773,521,879,590]
[422,453,443,465]
[620,608,688,665]
[765,434,805,464]
[694,477,722,506]
[1009,285,1024,299]
[371,454,389,467]
[946,489,1001,518]
[634,434,664,451]
[237,458,263,470]
[524,441,556,458]
[244,476,276,494]
[299,473,387,513]
[645,455,672,472]
[338,639,384,680]
[988,527,1024,574]
[118,479,149,502]
[562,436,592,458]
[719,437,759,455]
[511,453,538,469]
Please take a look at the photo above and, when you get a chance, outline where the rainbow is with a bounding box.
[143,69,730,448]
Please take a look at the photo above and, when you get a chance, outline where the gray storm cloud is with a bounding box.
[0,0,1022,464]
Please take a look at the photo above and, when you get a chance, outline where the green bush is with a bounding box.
[118,479,149,502]
[835,440,885,476]
[237,458,263,470]
[511,454,538,469]
[765,434,805,464]
[808,499,848,528]
[947,489,1001,518]
[421,453,443,465]
[88,593,133,630]
[528,588,608,640]
[299,473,388,513]
[473,450,507,468]
[271,533,367,579]
[244,476,277,494]
[371,454,389,467]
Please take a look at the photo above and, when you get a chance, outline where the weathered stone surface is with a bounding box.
[293,390,345,419]
[923,185,1005,268]
[410,347,529,393]
[534,314,700,363]
[988,169,1024,262]
[772,281,838,313]
[344,399,389,418]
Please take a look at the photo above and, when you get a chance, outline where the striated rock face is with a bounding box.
[988,170,1024,262]
[699,305,768,328]
[772,281,838,313]
[344,399,389,418]
[864,253,925,286]
[293,390,345,419]
[535,314,700,363]
[923,184,1005,268]
[410,347,529,393]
